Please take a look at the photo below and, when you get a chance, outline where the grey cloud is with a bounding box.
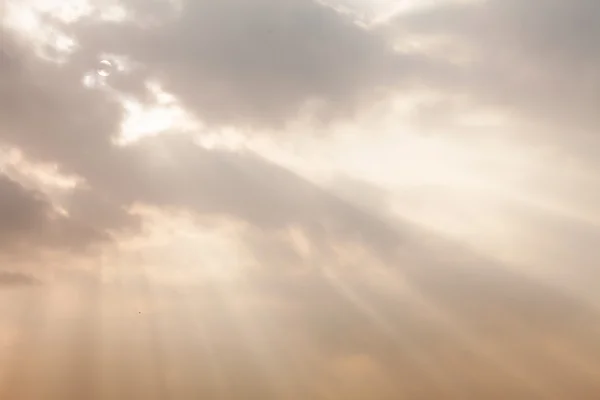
[390,0,600,159]
[102,134,405,258]
[63,188,141,236]
[3,3,600,397]
[4,0,600,295]
[0,270,40,287]
[1,5,403,246]
[7,52,596,395]
[0,33,139,248]
[67,0,424,129]
[398,0,600,66]
[0,44,123,172]
[0,174,107,253]
[5,3,600,324]
[1,35,399,250]
[0,175,51,239]
[1,33,400,257]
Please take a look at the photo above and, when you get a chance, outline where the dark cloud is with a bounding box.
[0,270,40,287]
[63,188,141,236]
[0,38,123,173]
[0,175,52,239]
[2,38,402,278]
[65,0,428,129]
[0,174,107,253]
[0,10,404,252]
[1,34,402,253]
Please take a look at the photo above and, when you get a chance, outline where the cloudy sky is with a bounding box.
[2,0,600,398]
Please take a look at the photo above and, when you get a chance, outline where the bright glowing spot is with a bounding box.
[99,4,128,22]
[121,102,183,142]
[320,0,428,25]
[82,56,130,89]
[116,84,198,145]
[97,60,113,77]
[82,74,96,88]
[54,35,76,53]
[325,0,484,26]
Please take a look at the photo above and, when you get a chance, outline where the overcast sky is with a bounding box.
[2,0,600,398]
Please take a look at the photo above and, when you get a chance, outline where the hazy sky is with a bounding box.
[2,0,600,398]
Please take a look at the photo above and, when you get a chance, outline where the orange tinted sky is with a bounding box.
[2,0,600,398]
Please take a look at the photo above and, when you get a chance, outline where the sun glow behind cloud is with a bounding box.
[6,0,583,283]
[117,85,199,146]
[7,1,193,147]
[4,0,600,397]
[325,0,484,26]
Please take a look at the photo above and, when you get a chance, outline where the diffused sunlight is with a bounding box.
[4,0,600,398]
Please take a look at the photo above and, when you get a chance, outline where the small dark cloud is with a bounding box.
[0,175,51,239]
[0,174,108,254]
[0,270,40,287]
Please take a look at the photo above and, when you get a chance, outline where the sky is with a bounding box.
[2,0,600,398]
